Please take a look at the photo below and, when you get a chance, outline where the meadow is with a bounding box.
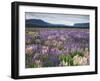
[25,28,89,68]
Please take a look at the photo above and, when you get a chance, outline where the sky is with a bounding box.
[25,12,89,26]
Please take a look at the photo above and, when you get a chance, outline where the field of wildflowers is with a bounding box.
[25,28,89,68]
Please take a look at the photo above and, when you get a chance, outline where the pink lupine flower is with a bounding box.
[25,46,33,55]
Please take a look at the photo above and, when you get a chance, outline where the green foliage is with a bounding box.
[42,55,49,62]
[70,51,84,58]
[59,54,73,66]
[28,63,38,68]
[58,46,64,51]
[59,51,84,66]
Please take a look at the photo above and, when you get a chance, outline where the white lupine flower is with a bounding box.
[35,60,42,67]
[62,60,68,66]
[48,35,53,40]
[81,57,88,65]
[73,55,82,65]
[42,46,49,54]
[60,36,66,41]
[73,55,88,65]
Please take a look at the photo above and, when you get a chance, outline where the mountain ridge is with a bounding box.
[25,19,89,28]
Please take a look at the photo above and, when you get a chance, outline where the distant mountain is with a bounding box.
[25,19,89,28]
[25,19,66,27]
[74,23,89,28]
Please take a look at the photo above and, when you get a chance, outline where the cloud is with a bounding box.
[25,12,89,26]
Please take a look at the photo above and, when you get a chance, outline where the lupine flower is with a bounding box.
[73,55,88,65]
[25,29,89,67]
[42,46,49,54]
[50,47,63,55]
[60,60,68,66]
[60,35,66,41]
[25,44,37,55]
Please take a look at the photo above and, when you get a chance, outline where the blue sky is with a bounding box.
[25,12,89,26]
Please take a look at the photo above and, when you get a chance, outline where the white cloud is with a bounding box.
[25,12,89,26]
